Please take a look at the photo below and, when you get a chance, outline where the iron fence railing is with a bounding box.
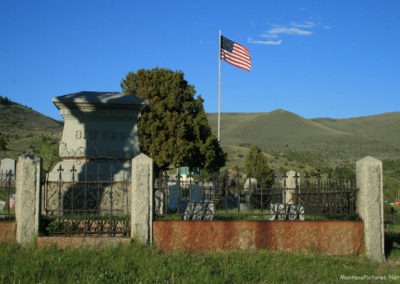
[40,163,130,237]
[154,174,359,221]
[385,211,400,226]
[0,170,15,220]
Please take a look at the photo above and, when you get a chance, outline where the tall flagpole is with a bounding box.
[218,30,222,142]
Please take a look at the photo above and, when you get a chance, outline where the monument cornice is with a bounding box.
[53,91,144,159]
[53,91,147,111]
[59,108,142,119]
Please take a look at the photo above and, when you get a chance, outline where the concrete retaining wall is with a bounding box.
[153,220,364,255]
[0,221,16,242]
[37,237,131,249]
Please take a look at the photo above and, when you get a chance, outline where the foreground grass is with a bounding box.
[0,242,400,283]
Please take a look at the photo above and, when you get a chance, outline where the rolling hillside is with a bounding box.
[0,99,62,159]
[207,109,400,166]
[1,96,399,169]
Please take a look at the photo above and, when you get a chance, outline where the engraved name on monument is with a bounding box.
[53,91,146,160]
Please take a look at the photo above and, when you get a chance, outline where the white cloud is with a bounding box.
[248,37,282,45]
[290,21,315,28]
[260,33,279,39]
[267,26,313,36]
[249,21,320,46]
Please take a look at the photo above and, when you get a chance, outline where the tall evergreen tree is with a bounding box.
[121,68,226,173]
[243,145,274,187]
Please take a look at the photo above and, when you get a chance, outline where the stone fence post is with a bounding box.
[131,153,153,245]
[15,154,42,245]
[356,156,385,262]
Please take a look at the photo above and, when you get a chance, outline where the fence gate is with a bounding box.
[40,161,131,237]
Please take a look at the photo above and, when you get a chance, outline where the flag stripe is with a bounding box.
[220,35,251,71]
[221,50,251,70]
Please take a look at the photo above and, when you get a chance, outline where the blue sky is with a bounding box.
[1,0,399,120]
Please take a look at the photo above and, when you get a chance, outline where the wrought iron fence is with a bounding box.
[385,205,400,226]
[40,162,130,237]
[0,170,15,220]
[154,174,359,221]
[385,213,400,226]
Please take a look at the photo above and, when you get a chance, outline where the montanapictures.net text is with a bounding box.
[340,274,400,281]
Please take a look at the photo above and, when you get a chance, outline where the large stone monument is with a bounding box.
[49,91,146,181]
[45,91,146,218]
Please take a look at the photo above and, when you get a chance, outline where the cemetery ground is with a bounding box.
[0,231,399,284]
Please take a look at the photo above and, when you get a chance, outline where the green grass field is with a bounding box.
[0,238,399,283]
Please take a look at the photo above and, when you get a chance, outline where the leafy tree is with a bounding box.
[0,96,11,105]
[37,137,60,172]
[0,134,7,150]
[121,67,226,173]
[329,165,355,180]
[243,145,274,187]
[200,135,227,174]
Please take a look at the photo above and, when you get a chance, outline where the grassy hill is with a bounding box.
[1,99,399,199]
[0,97,62,160]
[207,109,400,169]
[1,96,399,171]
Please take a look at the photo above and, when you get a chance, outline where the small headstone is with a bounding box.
[0,200,5,212]
[244,177,257,191]
[9,194,15,210]
[189,184,202,202]
[0,158,16,180]
[0,200,5,219]
[243,178,257,208]
[168,184,182,211]
[154,189,165,215]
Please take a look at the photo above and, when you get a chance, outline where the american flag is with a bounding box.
[220,35,251,71]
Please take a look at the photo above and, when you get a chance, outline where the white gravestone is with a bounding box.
[154,189,165,216]
[284,170,300,204]
[243,178,257,209]
[0,158,16,179]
